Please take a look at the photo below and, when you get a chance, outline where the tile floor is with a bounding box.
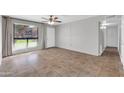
[0,47,123,77]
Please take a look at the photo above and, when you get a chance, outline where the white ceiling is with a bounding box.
[8,15,95,25]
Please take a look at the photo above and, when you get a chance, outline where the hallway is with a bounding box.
[0,47,123,77]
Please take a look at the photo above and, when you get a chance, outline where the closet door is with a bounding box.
[46,26,55,48]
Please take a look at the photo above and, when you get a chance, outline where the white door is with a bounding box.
[106,26,118,47]
[46,26,55,48]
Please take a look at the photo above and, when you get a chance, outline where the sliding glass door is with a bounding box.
[13,23,38,53]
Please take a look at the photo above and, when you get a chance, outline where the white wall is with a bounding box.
[121,16,124,67]
[0,16,2,64]
[55,16,105,56]
[46,26,55,48]
[106,25,118,47]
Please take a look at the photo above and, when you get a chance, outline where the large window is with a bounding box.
[13,24,38,51]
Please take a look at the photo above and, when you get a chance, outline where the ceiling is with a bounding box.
[8,15,95,25]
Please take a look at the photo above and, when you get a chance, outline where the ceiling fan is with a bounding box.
[41,15,62,25]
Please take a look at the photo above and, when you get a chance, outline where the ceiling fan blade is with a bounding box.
[41,21,48,23]
[54,20,62,23]
[54,16,58,19]
[42,17,49,20]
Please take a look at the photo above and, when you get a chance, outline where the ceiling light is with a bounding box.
[100,26,106,29]
[48,21,54,25]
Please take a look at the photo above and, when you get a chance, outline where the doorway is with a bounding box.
[99,24,119,56]
[106,25,118,47]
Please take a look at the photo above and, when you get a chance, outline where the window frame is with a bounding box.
[13,23,39,51]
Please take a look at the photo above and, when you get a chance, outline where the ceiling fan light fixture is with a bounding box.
[48,21,54,25]
[42,15,61,25]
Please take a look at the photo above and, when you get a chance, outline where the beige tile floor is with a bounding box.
[0,47,124,77]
